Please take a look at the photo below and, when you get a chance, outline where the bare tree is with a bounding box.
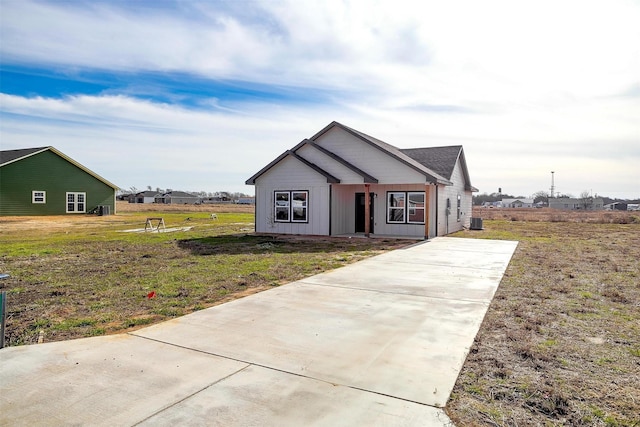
[532,190,549,204]
[579,190,592,210]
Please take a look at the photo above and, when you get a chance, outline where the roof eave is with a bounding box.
[246,149,341,185]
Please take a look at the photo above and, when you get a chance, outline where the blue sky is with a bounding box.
[1,0,639,198]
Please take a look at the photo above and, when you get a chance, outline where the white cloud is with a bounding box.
[1,0,639,198]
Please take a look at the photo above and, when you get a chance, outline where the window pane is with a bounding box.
[292,191,308,222]
[387,192,405,223]
[275,207,289,221]
[389,208,404,222]
[275,192,290,204]
[68,203,75,211]
[274,192,290,222]
[408,192,425,223]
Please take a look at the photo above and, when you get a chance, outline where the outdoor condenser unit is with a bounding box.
[470,217,483,230]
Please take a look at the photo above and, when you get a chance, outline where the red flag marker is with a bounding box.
[147,291,156,299]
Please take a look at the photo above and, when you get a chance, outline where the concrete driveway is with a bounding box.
[0,237,517,426]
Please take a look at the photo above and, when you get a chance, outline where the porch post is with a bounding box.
[364,184,370,237]
[424,184,431,239]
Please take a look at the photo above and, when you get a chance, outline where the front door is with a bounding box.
[355,193,374,233]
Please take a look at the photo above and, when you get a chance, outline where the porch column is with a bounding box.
[364,184,371,237]
[424,184,431,239]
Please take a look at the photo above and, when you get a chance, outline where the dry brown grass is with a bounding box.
[115,200,254,213]
[474,207,640,224]
[446,216,640,426]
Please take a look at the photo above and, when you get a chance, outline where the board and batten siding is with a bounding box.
[254,155,330,235]
[0,150,115,216]
[330,183,437,237]
[314,127,427,184]
[295,144,365,184]
[437,160,471,236]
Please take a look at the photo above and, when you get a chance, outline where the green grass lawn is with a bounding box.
[0,211,412,346]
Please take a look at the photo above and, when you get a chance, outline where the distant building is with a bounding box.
[129,191,159,204]
[549,197,604,211]
[500,198,534,208]
[604,202,627,211]
[237,197,255,205]
[154,191,201,204]
[628,203,640,211]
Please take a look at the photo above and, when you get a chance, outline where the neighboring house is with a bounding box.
[237,197,256,205]
[201,195,232,204]
[482,201,501,208]
[628,203,640,211]
[130,191,159,204]
[501,198,534,208]
[0,146,118,216]
[549,197,604,210]
[604,202,627,211]
[154,190,201,204]
[246,121,477,239]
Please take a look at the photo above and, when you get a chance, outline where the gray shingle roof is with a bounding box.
[0,147,49,166]
[400,146,462,180]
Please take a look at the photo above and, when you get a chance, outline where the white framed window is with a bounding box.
[407,192,425,224]
[387,191,426,224]
[32,191,46,204]
[274,190,308,223]
[66,192,86,213]
[291,191,308,222]
[457,194,462,222]
[387,192,406,223]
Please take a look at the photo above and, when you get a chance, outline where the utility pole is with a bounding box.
[550,171,555,199]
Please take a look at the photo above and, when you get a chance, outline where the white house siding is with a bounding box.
[437,161,471,236]
[296,145,365,184]
[314,127,428,184]
[254,155,330,235]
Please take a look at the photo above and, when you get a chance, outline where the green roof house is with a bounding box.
[0,147,118,216]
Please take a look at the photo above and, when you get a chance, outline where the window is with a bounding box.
[457,194,462,222]
[32,191,46,204]
[387,191,425,224]
[66,192,86,213]
[407,192,425,223]
[387,192,405,223]
[274,191,308,223]
[274,192,290,221]
[291,191,308,222]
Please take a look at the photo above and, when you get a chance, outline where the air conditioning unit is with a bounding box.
[470,217,483,230]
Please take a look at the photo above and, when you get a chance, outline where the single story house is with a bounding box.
[549,197,604,211]
[129,191,159,204]
[501,198,534,208]
[154,191,201,204]
[0,146,118,216]
[246,121,477,239]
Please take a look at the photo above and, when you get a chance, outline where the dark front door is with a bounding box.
[355,193,374,233]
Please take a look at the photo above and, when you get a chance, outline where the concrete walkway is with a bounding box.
[0,237,517,427]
